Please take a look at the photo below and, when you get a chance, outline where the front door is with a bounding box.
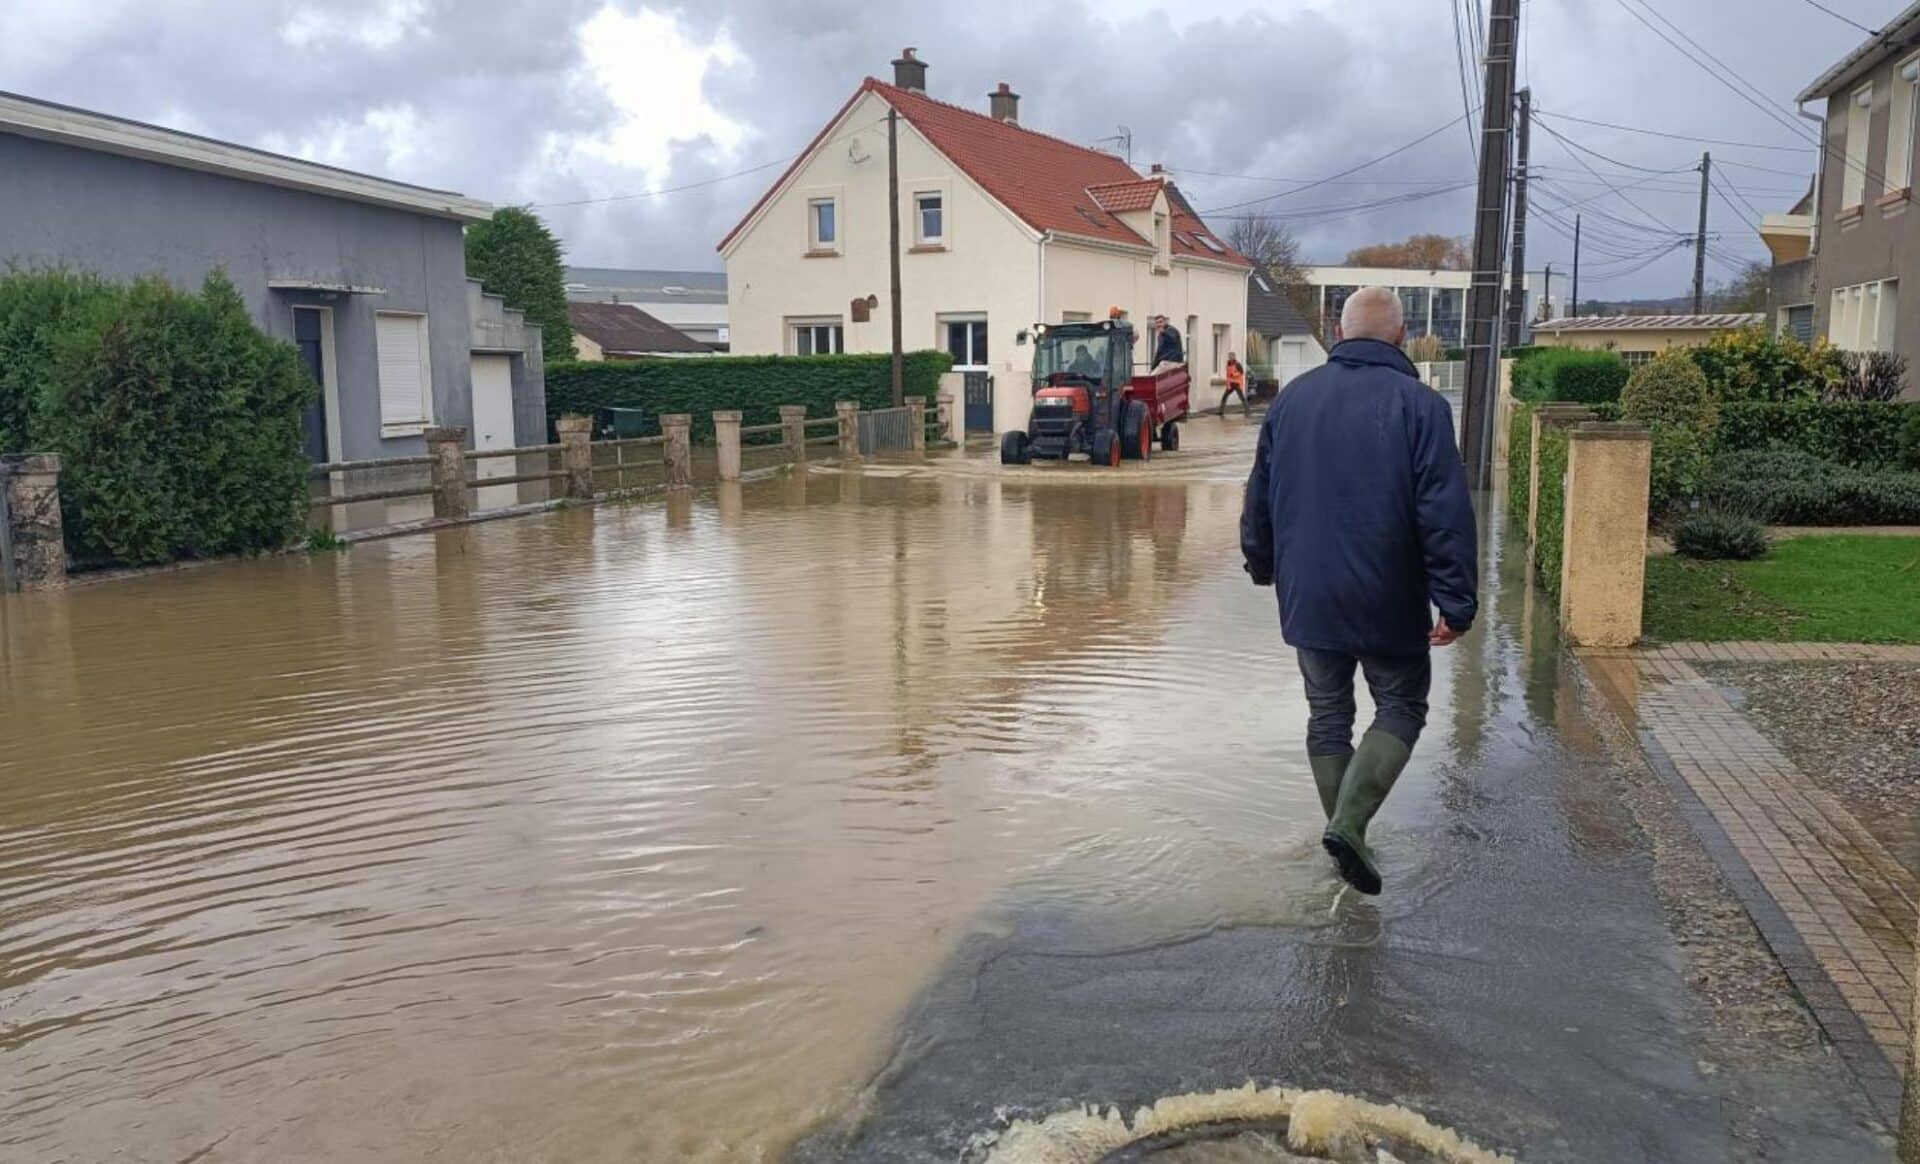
[963,372,993,434]
[293,308,328,461]
[470,355,517,509]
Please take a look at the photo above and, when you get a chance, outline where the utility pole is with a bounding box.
[1505,88,1532,349]
[1460,0,1520,489]
[1693,151,1711,315]
[1542,263,1553,321]
[888,108,904,406]
[1571,215,1582,319]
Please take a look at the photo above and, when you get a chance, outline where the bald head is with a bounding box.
[1338,286,1406,344]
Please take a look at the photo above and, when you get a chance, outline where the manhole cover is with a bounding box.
[974,1086,1514,1164]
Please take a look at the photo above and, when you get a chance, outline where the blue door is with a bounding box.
[963,372,993,434]
[293,307,328,462]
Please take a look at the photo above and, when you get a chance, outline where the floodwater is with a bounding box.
[0,420,1453,1162]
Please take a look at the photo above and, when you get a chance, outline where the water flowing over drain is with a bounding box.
[975,1086,1516,1164]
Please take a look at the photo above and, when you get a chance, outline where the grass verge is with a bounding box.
[1643,535,1920,643]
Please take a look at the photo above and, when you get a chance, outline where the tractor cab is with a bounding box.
[1001,317,1188,467]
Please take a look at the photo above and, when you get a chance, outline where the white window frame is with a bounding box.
[913,189,945,248]
[1061,311,1092,322]
[1828,278,1899,351]
[938,312,989,369]
[374,310,433,438]
[1152,212,1171,273]
[806,194,840,254]
[1892,56,1920,194]
[1843,83,1873,210]
[1212,323,1230,374]
[788,316,844,355]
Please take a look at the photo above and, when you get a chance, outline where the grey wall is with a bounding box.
[1771,257,1816,318]
[0,132,478,460]
[467,279,548,445]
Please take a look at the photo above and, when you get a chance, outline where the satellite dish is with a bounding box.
[848,137,871,164]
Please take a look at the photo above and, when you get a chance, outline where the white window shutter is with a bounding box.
[377,314,427,425]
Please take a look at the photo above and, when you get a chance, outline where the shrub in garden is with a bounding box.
[1671,509,1768,561]
[1511,346,1628,404]
[1622,349,1716,430]
[1831,350,1910,402]
[1715,400,1920,467]
[1506,401,1534,525]
[1901,405,1920,469]
[1686,327,1837,403]
[1404,332,1447,363]
[1705,446,1920,525]
[1647,422,1712,519]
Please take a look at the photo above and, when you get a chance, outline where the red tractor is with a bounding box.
[1000,319,1189,467]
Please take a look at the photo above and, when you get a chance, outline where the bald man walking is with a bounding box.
[1239,287,1478,895]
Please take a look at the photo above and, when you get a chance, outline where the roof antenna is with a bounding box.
[1089,125,1132,164]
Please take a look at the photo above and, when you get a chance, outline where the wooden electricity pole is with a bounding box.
[888,108,905,407]
[1459,0,1520,489]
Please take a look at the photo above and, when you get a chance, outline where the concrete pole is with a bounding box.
[780,405,808,466]
[661,414,692,489]
[1694,152,1711,316]
[555,415,594,500]
[1559,423,1652,647]
[1505,88,1532,350]
[905,396,927,452]
[888,107,905,408]
[0,453,67,592]
[1459,0,1520,489]
[713,411,743,482]
[836,400,860,461]
[425,426,470,520]
[936,391,956,444]
[1527,405,1597,546]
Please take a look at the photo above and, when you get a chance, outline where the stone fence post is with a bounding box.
[906,395,927,452]
[836,400,859,460]
[1,453,66,592]
[555,415,594,500]
[936,391,956,444]
[1528,405,1596,546]
[1559,423,1652,648]
[661,414,692,488]
[780,405,808,465]
[714,411,743,482]
[425,426,470,520]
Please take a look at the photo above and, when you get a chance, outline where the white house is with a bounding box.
[718,50,1252,434]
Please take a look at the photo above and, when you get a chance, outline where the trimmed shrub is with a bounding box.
[1622,348,1716,430]
[1671,510,1768,560]
[1715,400,1920,468]
[545,350,953,442]
[0,270,315,567]
[1706,447,1920,525]
[1506,401,1534,525]
[1534,427,1571,597]
[1687,327,1838,403]
[1511,346,1629,404]
[1647,421,1712,519]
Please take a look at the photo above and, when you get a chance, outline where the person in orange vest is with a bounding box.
[1219,352,1249,417]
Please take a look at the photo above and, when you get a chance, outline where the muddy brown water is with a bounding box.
[0,421,1448,1161]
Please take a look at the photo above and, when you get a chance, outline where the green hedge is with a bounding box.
[1512,347,1629,404]
[1706,447,1920,525]
[1715,400,1920,468]
[0,269,314,567]
[544,350,954,442]
[1534,427,1571,597]
[1506,401,1534,526]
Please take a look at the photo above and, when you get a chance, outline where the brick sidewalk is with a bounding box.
[1583,642,1920,1121]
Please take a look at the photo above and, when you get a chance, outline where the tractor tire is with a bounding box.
[1120,401,1150,461]
[1091,429,1120,467]
[1160,421,1181,452]
[1000,430,1030,465]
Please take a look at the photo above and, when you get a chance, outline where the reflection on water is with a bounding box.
[1,442,1452,1161]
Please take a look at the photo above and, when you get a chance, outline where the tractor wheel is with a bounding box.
[1120,401,1150,461]
[1160,421,1181,452]
[1135,408,1152,462]
[1091,429,1119,467]
[1000,430,1030,465]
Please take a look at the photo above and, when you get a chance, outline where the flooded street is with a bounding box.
[2,420,1427,1161]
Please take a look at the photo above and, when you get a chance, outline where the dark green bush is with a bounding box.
[1506,401,1534,525]
[545,350,953,442]
[1,269,314,567]
[1705,447,1920,525]
[1671,510,1768,560]
[1622,349,1716,430]
[1511,347,1629,404]
[1534,427,1571,596]
[1715,401,1920,468]
[1648,421,1712,519]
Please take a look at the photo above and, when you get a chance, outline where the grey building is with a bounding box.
[564,267,728,348]
[1779,4,1920,393]
[0,91,547,461]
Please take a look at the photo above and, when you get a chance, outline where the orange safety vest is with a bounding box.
[1226,360,1245,389]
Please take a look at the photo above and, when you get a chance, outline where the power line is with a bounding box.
[1797,0,1877,34]
[1451,0,1481,163]
[1196,112,1472,213]
[1714,156,1820,180]
[1536,120,1687,235]
[1208,181,1476,223]
[1536,119,1694,174]
[530,115,890,209]
[1532,108,1815,153]
[1607,0,1818,147]
[1710,170,1767,228]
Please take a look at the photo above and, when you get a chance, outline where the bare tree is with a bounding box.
[1228,213,1320,337]
[1708,261,1769,314]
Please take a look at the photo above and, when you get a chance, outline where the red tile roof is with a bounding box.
[719,78,1250,268]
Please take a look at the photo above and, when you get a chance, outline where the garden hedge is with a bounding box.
[0,269,314,568]
[1533,427,1571,597]
[545,350,953,442]
[1511,347,1629,405]
[1506,401,1534,525]
[1714,400,1920,468]
[1705,447,1920,525]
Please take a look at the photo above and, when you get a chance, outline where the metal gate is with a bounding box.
[858,406,914,455]
[963,371,994,433]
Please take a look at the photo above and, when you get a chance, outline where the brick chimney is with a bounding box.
[989,82,1020,124]
[892,48,927,92]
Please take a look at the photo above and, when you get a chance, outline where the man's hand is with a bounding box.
[1429,617,1462,648]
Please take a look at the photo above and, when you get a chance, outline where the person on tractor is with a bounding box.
[1149,314,1184,373]
[1219,352,1248,417]
[1067,343,1102,379]
[1238,286,1478,897]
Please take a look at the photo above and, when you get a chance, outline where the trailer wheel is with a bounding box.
[1091,429,1119,467]
[1000,430,1030,465]
[1160,421,1181,452]
[1120,401,1150,462]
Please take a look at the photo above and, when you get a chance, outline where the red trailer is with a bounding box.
[1000,319,1189,466]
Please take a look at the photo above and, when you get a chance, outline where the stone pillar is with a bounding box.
[906,396,927,452]
[1,453,67,592]
[661,414,692,488]
[836,400,859,460]
[425,426,470,521]
[936,391,956,444]
[1559,423,1652,648]
[1528,405,1596,546]
[713,410,743,482]
[780,405,808,465]
[555,414,594,500]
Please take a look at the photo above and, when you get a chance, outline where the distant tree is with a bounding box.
[1708,261,1770,314]
[465,207,575,362]
[1344,233,1471,270]
[1227,213,1321,339]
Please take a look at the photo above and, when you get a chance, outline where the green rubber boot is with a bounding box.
[1322,729,1412,896]
[1307,751,1353,820]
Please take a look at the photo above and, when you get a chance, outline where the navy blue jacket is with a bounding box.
[1239,338,1478,657]
[1154,325,1184,365]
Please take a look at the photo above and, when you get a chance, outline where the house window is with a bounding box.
[1783,303,1815,344]
[790,318,844,355]
[915,191,944,246]
[1213,323,1230,373]
[1892,58,1920,194]
[1153,213,1170,273]
[1061,311,1092,323]
[942,316,988,368]
[808,197,838,251]
[1186,315,1198,363]
[374,312,431,434]
[1621,350,1655,369]
[1829,279,1898,351]
[1843,84,1872,210]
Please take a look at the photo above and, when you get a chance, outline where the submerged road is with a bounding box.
[0,418,1888,1161]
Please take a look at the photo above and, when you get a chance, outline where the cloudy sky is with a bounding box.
[7,0,1876,300]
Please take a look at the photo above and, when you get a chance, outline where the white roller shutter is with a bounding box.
[376,313,430,428]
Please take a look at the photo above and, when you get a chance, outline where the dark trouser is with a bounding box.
[1296,647,1431,755]
[1219,387,1246,415]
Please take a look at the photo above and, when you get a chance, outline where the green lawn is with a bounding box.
[1643,535,1920,643]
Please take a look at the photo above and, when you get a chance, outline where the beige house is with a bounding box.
[718,50,1252,434]
[1528,313,1765,366]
